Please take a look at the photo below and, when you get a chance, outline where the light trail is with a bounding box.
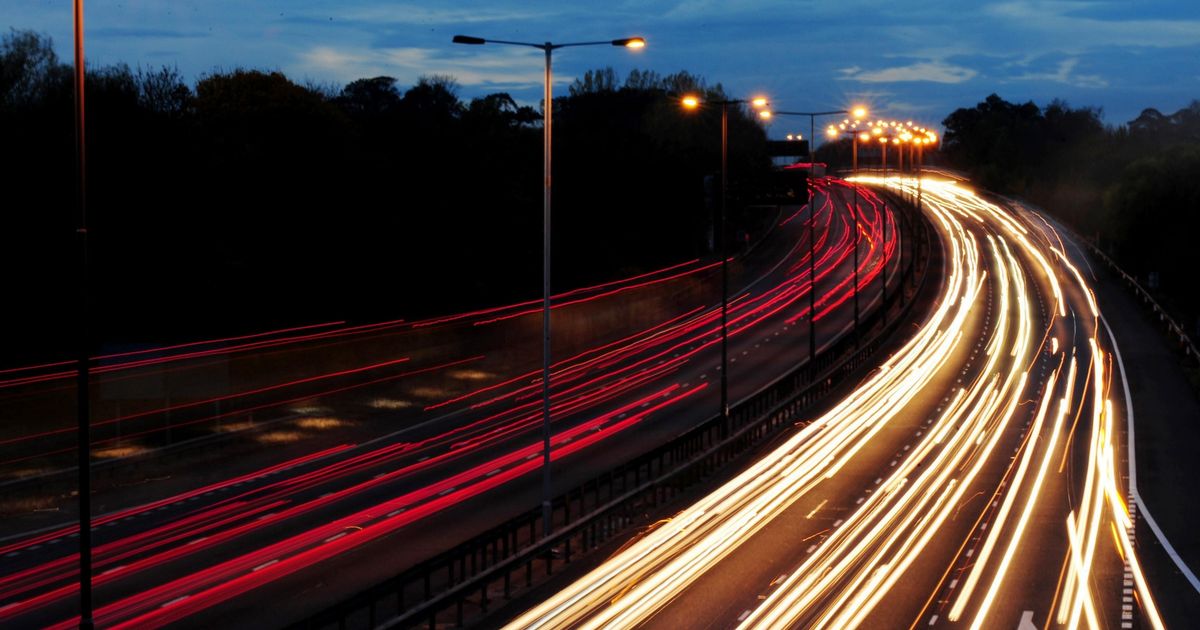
[0,181,904,627]
[511,176,1163,630]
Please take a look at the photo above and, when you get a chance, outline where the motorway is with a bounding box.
[0,179,905,628]
[507,176,1164,630]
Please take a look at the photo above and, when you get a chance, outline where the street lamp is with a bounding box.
[73,2,94,628]
[771,106,862,364]
[452,33,645,539]
[680,93,770,433]
[824,120,876,349]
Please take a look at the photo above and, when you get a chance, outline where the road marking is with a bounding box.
[102,565,127,575]
[929,614,938,625]
[805,499,828,519]
[437,487,456,497]
[1018,610,1037,630]
[161,595,190,608]
[187,537,207,545]
[252,559,279,572]
[486,468,502,477]
[806,544,817,553]
[833,519,844,528]
[738,610,751,621]
[387,508,406,517]
[324,533,347,543]
[1104,314,1200,594]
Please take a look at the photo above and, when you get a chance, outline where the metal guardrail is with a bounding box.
[1008,200,1198,363]
[289,194,937,630]
[1082,240,1198,361]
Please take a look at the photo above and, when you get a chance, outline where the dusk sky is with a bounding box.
[8,0,1200,136]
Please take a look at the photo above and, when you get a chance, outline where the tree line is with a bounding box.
[941,93,1200,336]
[0,30,772,366]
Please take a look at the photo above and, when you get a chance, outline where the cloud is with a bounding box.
[292,44,550,90]
[984,1,1200,49]
[839,61,977,84]
[1010,57,1107,88]
[90,27,211,39]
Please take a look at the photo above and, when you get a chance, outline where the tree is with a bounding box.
[336,76,402,118]
[0,29,69,108]
[569,67,619,96]
[136,65,192,116]
[400,74,463,121]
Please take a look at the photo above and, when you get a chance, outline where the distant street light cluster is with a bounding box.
[827,117,939,172]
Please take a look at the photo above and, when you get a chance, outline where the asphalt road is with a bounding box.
[508,176,1161,630]
[0,178,909,628]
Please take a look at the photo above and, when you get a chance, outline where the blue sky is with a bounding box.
[7,0,1200,137]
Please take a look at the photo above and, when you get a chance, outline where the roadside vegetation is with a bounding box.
[941,93,1200,340]
[1,30,772,366]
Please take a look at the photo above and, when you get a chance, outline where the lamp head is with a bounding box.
[613,37,646,49]
[452,35,486,45]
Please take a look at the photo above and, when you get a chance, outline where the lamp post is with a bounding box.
[770,107,860,364]
[72,1,94,627]
[681,94,769,432]
[825,121,873,350]
[452,33,644,539]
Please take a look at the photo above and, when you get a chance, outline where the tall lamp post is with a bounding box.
[768,107,861,364]
[73,1,94,627]
[825,121,873,349]
[452,34,645,539]
[681,94,769,432]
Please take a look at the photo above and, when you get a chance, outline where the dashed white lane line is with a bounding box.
[738,610,751,621]
[187,537,207,545]
[437,487,456,497]
[387,509,406,518]
[928,614,938,625]
[324,532,347,543]
[252,559,279,572]
[485,468,502,477]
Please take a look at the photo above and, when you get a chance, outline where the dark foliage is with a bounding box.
[0,31,771,365]
[942,93,1200,333]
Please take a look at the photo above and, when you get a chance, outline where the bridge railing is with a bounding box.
[289,191,937,630]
